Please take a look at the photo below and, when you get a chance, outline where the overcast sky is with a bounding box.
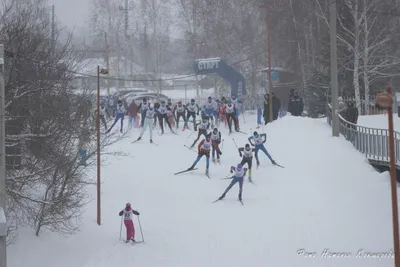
[47,0,91,33]
[47,0,182,38]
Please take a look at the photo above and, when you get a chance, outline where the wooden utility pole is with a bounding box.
[51,5,55,44]
[0,44,7,267]
[120,0,133,78]
[377,88,400,267]
[96,66,101,225]
[116,32,121,91]
[144,25,148,75]
[104,32,110,96]
[260,0,273,122]
[130,45,133,76]
[96,66,108,226]
[193,1,200,99]
[330,0,339,137]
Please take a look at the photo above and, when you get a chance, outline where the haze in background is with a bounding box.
[47,0,90,33]
[47,0,182,39]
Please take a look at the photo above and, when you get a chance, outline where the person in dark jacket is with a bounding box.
[344,100,358,142]
[263,93,281,123]
[263,94,270,124]
[272,93,281,120]
[345,100,358,124]
[289,89,295,99]
[288,91,304,116]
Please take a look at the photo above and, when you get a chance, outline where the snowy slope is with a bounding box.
[8,114,396,267]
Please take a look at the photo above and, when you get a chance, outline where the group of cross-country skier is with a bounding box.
[106,94,283,244]
[101,95,245,136]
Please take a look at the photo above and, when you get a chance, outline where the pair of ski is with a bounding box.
[174,167,210,179]
[212,198,244,205]
[256,162,285,169]
[123,240,144,245]
[174,168,198,175]
[131,139,158,146]
[274,163,284,168]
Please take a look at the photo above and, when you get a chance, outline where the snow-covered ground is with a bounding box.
[358,113,400,132]
[8,114,396,267]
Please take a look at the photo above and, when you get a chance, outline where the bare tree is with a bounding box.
[134,0,173,92]
[89,0,125,88]
[1,0,127,239]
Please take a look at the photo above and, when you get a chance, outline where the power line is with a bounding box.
[5,50,197,82]
[4,49,267,82]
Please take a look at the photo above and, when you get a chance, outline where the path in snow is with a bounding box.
[8,114,395,267]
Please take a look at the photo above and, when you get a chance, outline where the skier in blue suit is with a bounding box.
[203,96,217,127]
[257,104,262,127]
[248,131,276,168]
[217,164,247,201]
[106,100,126,134]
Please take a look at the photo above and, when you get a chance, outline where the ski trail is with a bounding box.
[82,240,144,267]
[8,115,397,267]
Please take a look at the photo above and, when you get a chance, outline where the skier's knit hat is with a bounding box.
[125,203,132,211]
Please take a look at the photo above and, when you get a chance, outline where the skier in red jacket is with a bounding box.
[187,133,222,176]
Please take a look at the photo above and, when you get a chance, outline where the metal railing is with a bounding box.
[326,104,400,164]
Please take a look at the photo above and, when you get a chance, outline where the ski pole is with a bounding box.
[232,138,239,149]
[137,215,145,243]
[184,145,196,152]
[187,130,195,139]
[119,216,123,241]
[221,173,233,180]
[220,173,233,180]
[220,139,224,150]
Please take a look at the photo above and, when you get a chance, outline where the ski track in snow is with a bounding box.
[8,114,397,267]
